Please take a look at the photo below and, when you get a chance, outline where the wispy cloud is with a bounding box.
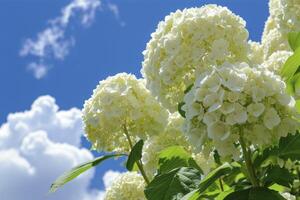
[107,3,126,27]
[20,0,101,79]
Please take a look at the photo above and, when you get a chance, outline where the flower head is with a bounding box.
[104,172,146,200]
[82,73,168,153]
[142,5,249,111]
[183,62,298,158]
[262,0,300,57]
[142,113,189,177]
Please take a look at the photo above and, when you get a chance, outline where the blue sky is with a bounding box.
[0,0,269,198]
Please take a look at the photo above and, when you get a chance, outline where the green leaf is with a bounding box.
[269,184,286,192]
[50,154,123,193]
[281,48,300,80]
[288,32,300,51]
[144,167,201,200]
[178,102,186,118]
[126,139,144,171]
[263,166,294,187]
[253,148,277,168]
[197,163,235,193]
[254,133,300,168]
[277,132,300,161]
[181,163,237,200]
[215,189,234,200]
[286,72,300,96]
[158,146,201,174]
[224,187,285,200]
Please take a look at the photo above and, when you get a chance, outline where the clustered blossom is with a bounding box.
[248,41,264,66]
[104,172,146,200]
[262,50,292,74]
[80,2,300,198]
[82,73,168,153]
[142,113,215,177]
[142,113,189,177]
[262,0,300,58]
[142,4,249,111]
[183,62,298,158]
[192,152,215,175]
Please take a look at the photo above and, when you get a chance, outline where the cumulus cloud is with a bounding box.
[20,0,101,79]
[0,95,113,200]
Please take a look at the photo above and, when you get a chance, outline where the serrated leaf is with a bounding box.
[178,102,186,118]
[144,167,201,200]
[277,133,300,161]
[281,48,300,80]
[158,146,201,174]
[254,133,300,168]
[181,163,237,200]
[126,139,144,171]
[288,32,300,51]
[50,154,123,193]
[263,166,294,187]
[224,187,285,200]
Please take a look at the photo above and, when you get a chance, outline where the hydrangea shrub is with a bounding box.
[51,2,300,200]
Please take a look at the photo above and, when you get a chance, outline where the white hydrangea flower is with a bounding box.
[142,4,249,111]
[82,73,168,153]
[192,152,215,175]
[183,62,299,158]
[262,26,291,58]
[104,172,146,200]
[263,50,293,74]
[248,41,264,66]
[142,113,189,178]
[269,0,300,31]
[262,0,300,58]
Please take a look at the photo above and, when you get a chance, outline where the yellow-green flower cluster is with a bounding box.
[142,4,249,112]
[262,0,300,57]
[82,73,168,153]
[183,62,298,158]
[104,172,146,200]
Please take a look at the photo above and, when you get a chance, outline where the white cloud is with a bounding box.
[27,62,50,79]
[20,0,101,79]
[107,3,125,27]
[0,95,110,200]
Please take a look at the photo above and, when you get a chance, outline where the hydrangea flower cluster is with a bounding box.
[142,4,249,111]
[104,172,146,200]
[263,50,292,74]
[262,0,300,58]
[75,2,300,199]
[142,113,189,177]
[82,73,168,153]
[142,113,215,177]
[183,62,298,158]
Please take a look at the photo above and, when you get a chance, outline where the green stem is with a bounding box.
[219,178,224,192]
[123,124,150,185]
[239,134,259,187]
